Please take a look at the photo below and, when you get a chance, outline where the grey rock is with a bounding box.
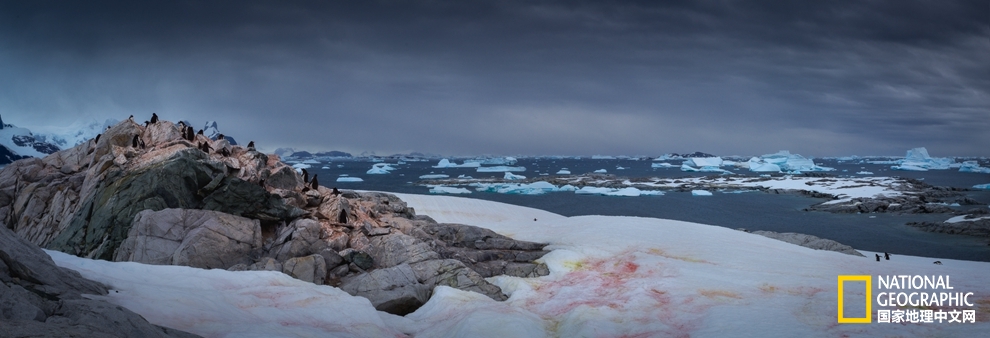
[410,259,507,301]
[0,226,106,298]
[282,254,327,285]
[114,208,262,269]
[318,249,344,269]
[339,264,431,315]
[340,250,374,271]
[366,233,439,269]
[752,231,865,257]
[270,218,325,262]
[249,257,282,271]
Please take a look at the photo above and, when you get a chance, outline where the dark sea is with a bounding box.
[305,157,990,262]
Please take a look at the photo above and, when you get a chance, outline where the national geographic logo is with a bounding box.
[837,275,977,324]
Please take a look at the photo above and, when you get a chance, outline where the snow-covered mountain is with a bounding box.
[0,115,64,163]
[203,120,237,145]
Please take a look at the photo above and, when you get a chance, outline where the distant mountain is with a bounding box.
[0,114,63,164]
[314,151,352,157]
[290,151,313,158]
[203,120,237,145]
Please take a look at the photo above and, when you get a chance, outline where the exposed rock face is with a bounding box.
[1,225,198,338]
[1,117,553,317]
[751,230,865,257]
[114,209,262,269]
[907,217,990,239]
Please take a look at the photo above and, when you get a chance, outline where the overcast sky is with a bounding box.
[1,1,987,157]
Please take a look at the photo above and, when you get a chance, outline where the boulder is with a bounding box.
[282,254,327,285]
[365,233,439,269]
[409,259,507,301]
[114,209,262,269]
[249,257,283,272]
[269,218,326,261]
[339,263,431,315]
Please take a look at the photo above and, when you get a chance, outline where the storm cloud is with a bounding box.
[1,1,987,156]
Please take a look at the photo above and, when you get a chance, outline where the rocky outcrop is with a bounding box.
[114,209,262,269]
[1,117,553,317]
[907,215,990,239]
[1,225,198,338]
[751,230,865,257]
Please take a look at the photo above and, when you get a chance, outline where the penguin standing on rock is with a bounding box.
[132,135,139,148]
[186,126,195,141]
[128,115,134,122]
[331,187,341,196]
[94,134,101,144]
[150,113,159,124]
[218,133,225,140]
[310,174,319,190]
[197,129,204,136]
[178,121,185,129]
[302,169,309,184]
[247,141,255,151]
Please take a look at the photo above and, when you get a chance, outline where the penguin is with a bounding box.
[186,126,195,141]
[331,187,341,196]
[177,121,185,129]
[884,252,890,260]
[310,174,318,190]
[302,169,309,184]
[197,129,204,136]
[144,121,150,128]
[106,125,112,131]
[150,113,159,124]
[875,254,880,261]
[247,141,255,151]
[534,218,537,221]
[217,133,225,140]
[139,137,146,150]
[132,135,139,148]
[933,261,943,265]
[128,115,134,121]
[220,147,230,157]
[94,133,101,144]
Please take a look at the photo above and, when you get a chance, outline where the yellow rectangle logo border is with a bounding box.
[837,275,872,323]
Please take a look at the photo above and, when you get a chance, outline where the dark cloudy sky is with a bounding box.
[2,1,987,157]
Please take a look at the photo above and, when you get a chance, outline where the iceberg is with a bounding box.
[336,177,364,182]
[856,171,874,175]
[681,163,732,174]
[419,174,450,179]
[593,169,607,174]
[504,172,526,180]
[574,186,664,197]
[429,186,472,194]
[555,168,571,175]
[477,166,526,172]
[959,161,990,174]
[691,190,713,196]
[292,163,311,172]
[472,181,560,195]
[974,183,990,190]
[433,159,481,168]
[755,151,834,172]
[685,157,723,167]
[367,163,397,174]
[746,157,782,172]
[892,147,954,171]
[463,157,517,166]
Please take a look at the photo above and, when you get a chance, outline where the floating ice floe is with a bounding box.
[336,177,364,182]
[856,171,874,175]
[464,157,517,165]
[593,169,607,174]
[555,168,571,175]
[691,190,713,196]
[457,174,473,179]
[892,147,954,171]
[302,159,320,164]
[291,163,312,172]
[477,166,527,172]
[433,159,482,168]
[367,163,397,174]
[321,166,330,169]
[504,172,527,180]
[681,163,733,174]
[429,186,472,194]
[973,183,990,190]
[471,181,563,195]
[651,162,676,168]
[420,174,450,179]
[615,166,626,170]
[959,161,990,174]
[575,186,664,197]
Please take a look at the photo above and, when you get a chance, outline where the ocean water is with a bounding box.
[306,157,990,262]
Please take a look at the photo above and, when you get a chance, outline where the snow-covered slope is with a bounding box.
[0,117,61,159]
[48,194,990,337]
